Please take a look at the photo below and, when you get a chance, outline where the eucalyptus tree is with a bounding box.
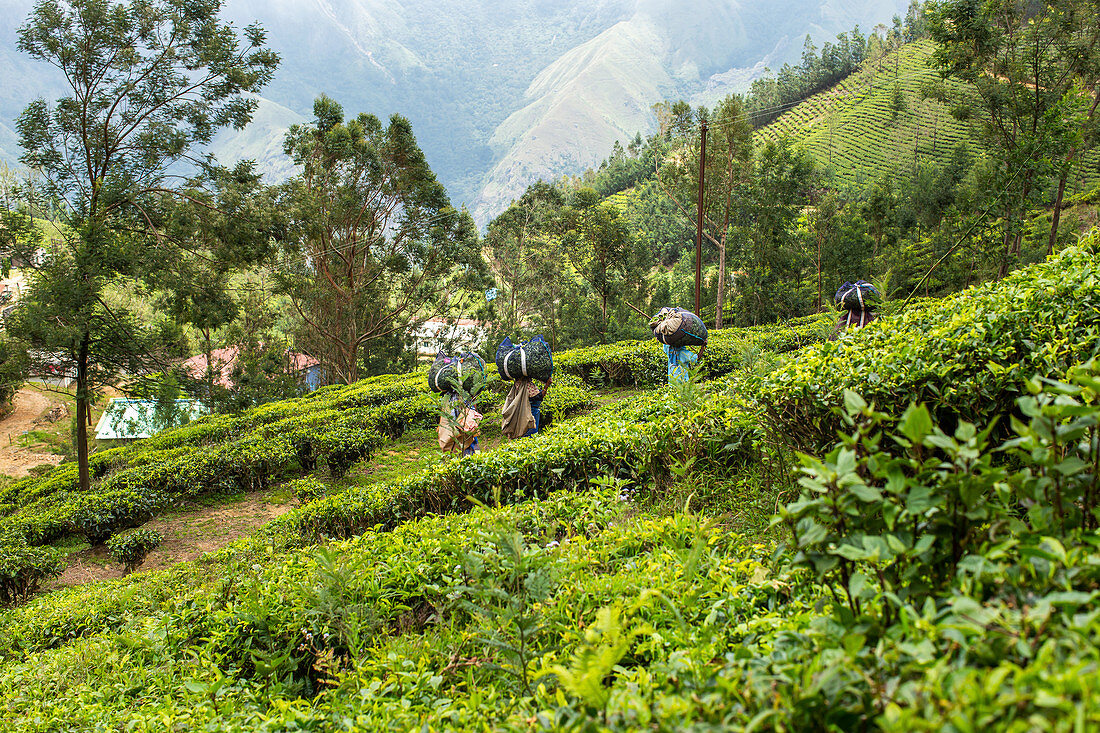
[278,95,484,384]
[484,181,565,337]
[561,187,642,341]
[728,138,816,325]
[928,0,1100,275]
[11,0,278,492]
[656,94,754,327]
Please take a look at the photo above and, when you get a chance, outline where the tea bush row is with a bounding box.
[759,238,1100,451]
[554,313,832,388]
[0,373,427,518]
[269,387,756,545]
[0,393,439,546]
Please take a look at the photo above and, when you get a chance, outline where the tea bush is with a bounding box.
[289,476,328,503]
[0,535,64,607]
[105,528,164,574]
[759,239,1100,451]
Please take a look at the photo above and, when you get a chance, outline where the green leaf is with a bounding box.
[848,483,883,502]
[897,403,933,444]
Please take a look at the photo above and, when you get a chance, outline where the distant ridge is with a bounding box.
[0,0,913,222]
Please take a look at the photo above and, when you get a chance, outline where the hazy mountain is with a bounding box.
[0,0,910,223]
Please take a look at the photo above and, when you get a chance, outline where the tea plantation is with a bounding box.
[3,235,1100,729]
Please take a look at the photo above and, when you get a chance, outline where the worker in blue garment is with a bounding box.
[523,376,552,437]
[663,341,705,383]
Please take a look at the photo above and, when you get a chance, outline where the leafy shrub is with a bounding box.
[760,239,1100,451]
[0,535,64,607]
[783,359,1100,625]
[105,529,163,574]
[291,477,329,503]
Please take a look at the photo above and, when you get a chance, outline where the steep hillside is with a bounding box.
[757,39,1100,190]
[0,0,911,222]
[2,237,1100,729]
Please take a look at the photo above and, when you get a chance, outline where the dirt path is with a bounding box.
[53,492,295,587]
[0,387,68,477]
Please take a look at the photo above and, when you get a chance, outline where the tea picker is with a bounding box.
[496,336,553,439]
[428,351,486,455]
[646,305,708,384]
[831,280,880,340]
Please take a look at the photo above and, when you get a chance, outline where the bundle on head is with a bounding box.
[649,307,708,347]
[495,336,553,382]
[835,281,881,311]
[429,351,486,394]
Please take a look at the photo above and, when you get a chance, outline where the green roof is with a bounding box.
[94,399,207,441]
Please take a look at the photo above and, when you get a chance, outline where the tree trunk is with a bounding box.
[601,292,608,341]
[716,233,726,329]
[816,226,824,311]
[76,332,91,493]
[203,329,214,400]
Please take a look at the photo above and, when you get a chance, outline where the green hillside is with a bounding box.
[758,40,979,188]
[3,233,1100,728]
[757,39,1100,192]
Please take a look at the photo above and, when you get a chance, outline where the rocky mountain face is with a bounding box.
[0,0,908,223]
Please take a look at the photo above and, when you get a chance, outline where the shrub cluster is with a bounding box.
[105,528,164,574]
[555,313,832,388]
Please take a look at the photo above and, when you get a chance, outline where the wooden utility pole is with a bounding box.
[695,120,707,315]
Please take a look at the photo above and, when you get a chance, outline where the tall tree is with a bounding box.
[928,0,1096,275]
[278,96,484,384]
[11,0,278,492]
[657,95,754,327]
[561,187,640,341]
[484,181,565,336]
[154,162,280,397]
[1046,0,1100,254]
[730,138,816,325]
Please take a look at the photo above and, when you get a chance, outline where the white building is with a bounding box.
[410,317,487,359]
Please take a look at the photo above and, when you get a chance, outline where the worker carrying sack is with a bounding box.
[495,336,553,382]
[649,307,708,347]
[835,281,881,311]
[428,351,486,395]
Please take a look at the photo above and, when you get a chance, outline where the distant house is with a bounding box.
[95,398,207,443]
[410,318,487,360]
[180,346,323,391]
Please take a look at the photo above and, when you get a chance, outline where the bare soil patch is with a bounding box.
[52,492,295,587]
[0,387,68,477]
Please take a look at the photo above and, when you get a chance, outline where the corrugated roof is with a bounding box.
[94,398,207,440]
[180,346,319,389]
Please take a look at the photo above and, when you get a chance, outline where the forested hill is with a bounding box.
[0,0,913,222]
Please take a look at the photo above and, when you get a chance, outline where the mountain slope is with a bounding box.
[0,0,912,222]
[755,40,1100,190]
